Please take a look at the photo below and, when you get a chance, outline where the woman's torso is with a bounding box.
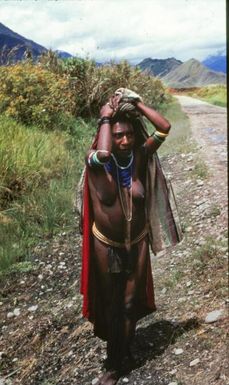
[88,147,147,241]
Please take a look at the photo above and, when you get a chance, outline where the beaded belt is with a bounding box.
[92,222,148,248]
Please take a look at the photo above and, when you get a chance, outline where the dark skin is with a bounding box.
[87,95,170,385]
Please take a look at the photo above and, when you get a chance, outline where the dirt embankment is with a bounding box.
[0,97,228,385]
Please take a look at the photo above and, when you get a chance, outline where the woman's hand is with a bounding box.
[100,101,114,118]
[100,95,122,117]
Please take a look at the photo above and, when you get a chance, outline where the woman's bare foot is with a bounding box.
[96,370,119,385]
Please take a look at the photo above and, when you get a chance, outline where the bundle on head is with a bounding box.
[111,87,148,146]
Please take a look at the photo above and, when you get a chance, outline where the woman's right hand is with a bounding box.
[100,94,122,117]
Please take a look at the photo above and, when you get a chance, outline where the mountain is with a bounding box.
[55,50,73,59]
[202,54,226,74]
[161,58,226,88]
[0,22,47,62]
[0,22,72,63]
[136,57,183,77]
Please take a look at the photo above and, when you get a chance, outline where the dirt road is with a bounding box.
[0,96,228,385]
[175,95,227,177]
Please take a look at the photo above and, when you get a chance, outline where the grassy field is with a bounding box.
[183,85,227,107]
[0,115,95,270]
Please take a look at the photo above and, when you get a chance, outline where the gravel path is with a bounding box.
[175,95,227,175]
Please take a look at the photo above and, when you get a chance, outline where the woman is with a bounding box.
[80,88,181,385]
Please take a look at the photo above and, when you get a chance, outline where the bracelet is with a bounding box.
[154,130,169,138]
[98,116,111,127]
[152,133,165,143]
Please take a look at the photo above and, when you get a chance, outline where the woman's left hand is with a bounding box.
[109,94,122,111]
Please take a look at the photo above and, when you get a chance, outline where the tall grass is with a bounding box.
[0,115,94,270]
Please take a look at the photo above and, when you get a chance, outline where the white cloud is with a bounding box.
[0,0,226,63]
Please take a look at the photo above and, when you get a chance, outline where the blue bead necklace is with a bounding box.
[104,152,133,221]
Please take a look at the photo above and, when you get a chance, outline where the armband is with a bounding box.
[154,130,169,138]
[88,150,109,167]
[152,132,165,143]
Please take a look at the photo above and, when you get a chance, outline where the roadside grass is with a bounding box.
[207,204,221,218]
[0,115,94,271]
[190,157,209,179]
[192,236,227,271]
[185,85,227,107]
[157,99,194,157]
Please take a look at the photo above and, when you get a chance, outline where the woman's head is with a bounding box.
[111,120,135,157]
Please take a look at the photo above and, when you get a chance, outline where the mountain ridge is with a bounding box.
[0,22,47,60]
[136,57,182,77]
[161,58,226,88]
[202,54,226,74]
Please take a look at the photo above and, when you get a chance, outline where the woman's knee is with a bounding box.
[124,296,135,320]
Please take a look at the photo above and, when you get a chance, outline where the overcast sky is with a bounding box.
[0,0,226,64]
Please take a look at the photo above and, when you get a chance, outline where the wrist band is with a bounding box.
[98,116,111,127]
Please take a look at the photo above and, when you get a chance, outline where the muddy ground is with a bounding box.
[0,96,228,385]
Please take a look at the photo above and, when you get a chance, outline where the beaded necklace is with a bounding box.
[105,152,133,222]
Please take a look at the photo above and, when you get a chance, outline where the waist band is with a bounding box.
[92,222,148,248]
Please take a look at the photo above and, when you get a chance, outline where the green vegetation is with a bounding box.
[0,62,75,130]
[0,114,94,270]
[192,236,228,277]
[207,204,221,218]
[191,158,209,179]
[164,269,184,288]
[186,85,226,107]
[0,57,168,126]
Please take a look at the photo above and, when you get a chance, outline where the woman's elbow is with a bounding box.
[97,150,111,163]
[162,121,171,132]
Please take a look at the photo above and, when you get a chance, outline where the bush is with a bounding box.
[0,62,75,129]
[59,57,170,117]
[0,54,171,128]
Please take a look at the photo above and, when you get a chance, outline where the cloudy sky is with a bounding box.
[0,0,226,64]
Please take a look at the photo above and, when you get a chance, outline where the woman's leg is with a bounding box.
[93,238,125,384]
[123,237,149,358]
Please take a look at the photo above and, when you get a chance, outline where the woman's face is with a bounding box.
[112,122,135,157]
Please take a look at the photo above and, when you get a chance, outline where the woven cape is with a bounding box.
[79,106,183,331]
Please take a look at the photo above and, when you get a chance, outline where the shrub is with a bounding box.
[0,62,75,129]
[0,54,171,128]
[59,57,170,117]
